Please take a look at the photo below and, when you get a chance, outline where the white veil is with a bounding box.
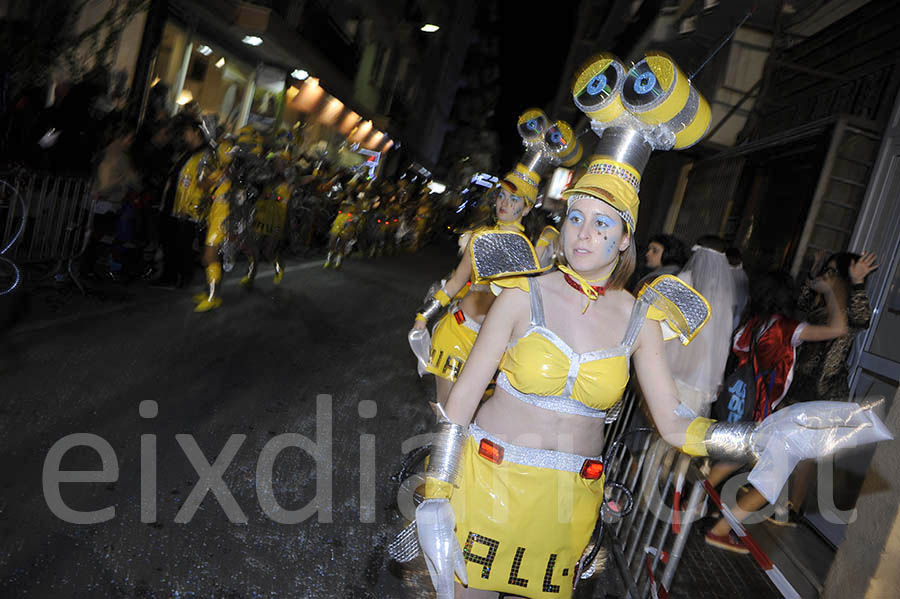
[665,245,736,416]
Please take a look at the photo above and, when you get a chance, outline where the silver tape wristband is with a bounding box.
[426,421,468,486]
[417,297,443,322]
[704,421,758,462]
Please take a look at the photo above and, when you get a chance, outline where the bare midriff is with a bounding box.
[475,389,607,457]
[459,288,496,325]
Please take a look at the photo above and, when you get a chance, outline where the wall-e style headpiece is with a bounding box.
[562,51,711,232]
[500,109,583,206]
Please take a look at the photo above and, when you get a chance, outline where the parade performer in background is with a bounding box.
[164,117,216,288]
[410,109,582,405]
[194,139,235,312]
[323,177,363,269]
[398,51,889,599]
[242,150,291,287]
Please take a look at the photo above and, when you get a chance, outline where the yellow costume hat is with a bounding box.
[563,50,711,232]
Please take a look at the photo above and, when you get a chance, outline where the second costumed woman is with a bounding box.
[411,110,582,406]
[399,51,890,599]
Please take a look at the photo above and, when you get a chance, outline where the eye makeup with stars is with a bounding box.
[567,209,616,234]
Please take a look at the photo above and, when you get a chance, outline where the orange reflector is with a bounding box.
[478,439,504,464]
[580,459,604,480]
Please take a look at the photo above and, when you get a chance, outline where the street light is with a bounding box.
[420,24,440,33]
[242,35,263,46]
[197,44,213,56]
[215,57,225,69]
[291,69,309,81]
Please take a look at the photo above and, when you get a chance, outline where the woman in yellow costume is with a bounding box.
[411,110,582,406]
[194,139,236,312]
[242,150,291,287]
[403,52,889,599]
[323,178,363,269]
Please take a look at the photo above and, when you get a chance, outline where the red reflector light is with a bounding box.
[580,459,603,480]
[377,219,381,223]
[453,310,465,325]
[478,439,504,464]
[338,210,342,214]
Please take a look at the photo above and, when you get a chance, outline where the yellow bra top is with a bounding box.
[496,277,656,418]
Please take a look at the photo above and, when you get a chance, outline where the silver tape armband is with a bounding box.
[426,403,468,486]
[704,421,758,462]
[417,297,443,322]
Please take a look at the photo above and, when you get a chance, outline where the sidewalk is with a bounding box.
[669,522,781,599]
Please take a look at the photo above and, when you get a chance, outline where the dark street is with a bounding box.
[1,251,455,597]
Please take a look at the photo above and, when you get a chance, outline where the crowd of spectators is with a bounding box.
[630,232,878,553]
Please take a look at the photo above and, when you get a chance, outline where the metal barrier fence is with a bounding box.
[598,386,708,599]
[600,387,800,599]
[0,170,95,292]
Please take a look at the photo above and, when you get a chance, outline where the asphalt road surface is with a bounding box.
[1,248,463,598]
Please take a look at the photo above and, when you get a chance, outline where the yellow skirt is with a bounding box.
[254,198,288,237]
[425,308,480,382]
[205,200,229,247]
[329,211,355,237]
[450,427,605,598]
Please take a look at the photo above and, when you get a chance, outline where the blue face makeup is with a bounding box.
[567,209,584,226]
[594,214,615,233]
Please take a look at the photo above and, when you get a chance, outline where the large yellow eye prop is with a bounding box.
[622,51,710,149]
[545,121,582,167]
[517,109,549,143]
[572,53,626,123]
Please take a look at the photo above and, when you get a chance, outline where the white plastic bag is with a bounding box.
[408,327,432,377]
[747,400,892,504]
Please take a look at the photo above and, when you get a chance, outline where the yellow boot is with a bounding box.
[240,260,256,287]
[273,259,284,285]
[195,263,223,312]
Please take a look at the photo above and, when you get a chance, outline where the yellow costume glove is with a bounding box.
[682,417,714,457]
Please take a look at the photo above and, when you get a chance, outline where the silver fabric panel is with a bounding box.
[529,277,546,327]
[471,232,540,279]
[458,309,481,334]
[621,298,651,352]
[644,277,709,339]
[469,421,602,471]
[562,356,581,398]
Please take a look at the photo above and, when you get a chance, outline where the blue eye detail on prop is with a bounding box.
[633,72,656,94]
[587,74,607,96]
[527,119,539,131]
[550,130,563,144]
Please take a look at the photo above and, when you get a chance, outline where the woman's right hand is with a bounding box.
[416,499,468,598]
[413,318,427,331]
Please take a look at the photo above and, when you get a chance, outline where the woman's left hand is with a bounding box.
[747,401,892,503]
[849,252,879,284]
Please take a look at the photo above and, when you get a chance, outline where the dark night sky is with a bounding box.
[496,0,580,168]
